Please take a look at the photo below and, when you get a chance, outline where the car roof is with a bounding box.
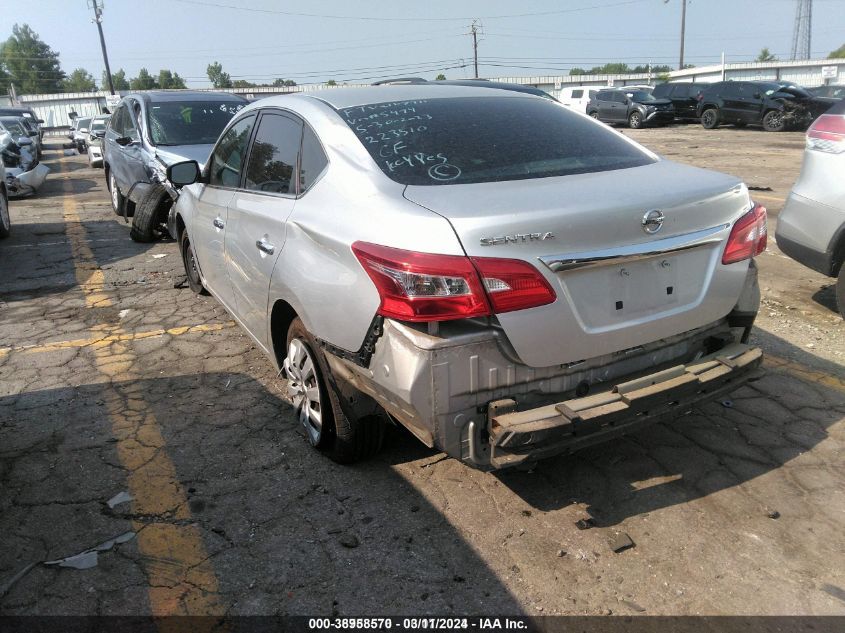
[301,84,539,110]
[126,91,249,105]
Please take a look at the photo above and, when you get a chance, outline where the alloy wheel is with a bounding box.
[283,338,323,445]
[110,173,119,211]
[0,197,9,231]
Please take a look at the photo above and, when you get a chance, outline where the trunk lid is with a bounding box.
[404,160,753,367]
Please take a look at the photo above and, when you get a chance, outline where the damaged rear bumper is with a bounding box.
[485,344,762,469]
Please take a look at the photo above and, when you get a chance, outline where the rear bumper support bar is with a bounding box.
[488,343,763,469]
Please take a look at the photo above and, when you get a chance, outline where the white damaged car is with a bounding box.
[167,85,765,469]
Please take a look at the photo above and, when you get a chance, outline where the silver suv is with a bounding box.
[167,85,764,469]
[776,99,845,318]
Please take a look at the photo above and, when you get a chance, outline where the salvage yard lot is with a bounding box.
[1,126,844,616]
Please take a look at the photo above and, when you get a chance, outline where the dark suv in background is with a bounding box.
[587,88,674,128]
[104,91,247,242]
[696,81,836,132]
[651,82,707,120]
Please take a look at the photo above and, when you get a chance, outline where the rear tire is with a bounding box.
[284,317,384,463]
[763,110,786,132]
[836,267,845,320]
[108,170,125,216]
[130,184,171,243]
[589,111,599,119]
[701,108,720,129]
[179,229,208,295]
[0,192,10,239]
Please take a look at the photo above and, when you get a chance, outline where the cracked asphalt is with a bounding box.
[1,129,844,616]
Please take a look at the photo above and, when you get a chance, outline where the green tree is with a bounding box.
[103,68,130,91]
[272,78,297,87]
[232,79,256,88]
[756,47,777,62]
[326,79,337,86]
[828,43,845,59]
[435,73,446,81]
[157,69,186,89]
[588,62,630,75]
[129,67,158,90]
[207,61,232,88]
[569,68,585,76]
[0,24,65,94]
[64,67,97,92]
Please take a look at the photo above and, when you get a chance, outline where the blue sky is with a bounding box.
[13,0,845,87]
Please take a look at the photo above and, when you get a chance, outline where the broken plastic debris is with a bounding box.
[118,309,130,320]
[44,550,98,570]
[43,531,135,570]
[106,491,133,508]
[610,532,635,553]
[152,253,167,259]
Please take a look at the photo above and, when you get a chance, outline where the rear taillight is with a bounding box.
[806,113,845,153]
[352,242,556,322]
[722,203,767,265]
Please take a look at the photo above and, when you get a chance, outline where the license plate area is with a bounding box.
[559,247,714,330]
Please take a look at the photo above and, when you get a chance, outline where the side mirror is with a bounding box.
[37,119,45,124]
[115,136,134,146]
[167,160,201,187]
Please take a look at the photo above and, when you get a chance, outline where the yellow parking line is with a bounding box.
[764,353,845,394]
[59,160,223,615]
[0,322,235,357]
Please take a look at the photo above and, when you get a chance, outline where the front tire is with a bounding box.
[763,110,786,132]
[836,267,845,320]
[701,108,720,129]
[283,317,384,463]
[0,192,10,239]
[179,229,208,295]
[628,111,644,129]
[130,184,171,243]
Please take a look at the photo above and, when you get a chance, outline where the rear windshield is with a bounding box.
[147,100,246,146]
[339,96,654,186]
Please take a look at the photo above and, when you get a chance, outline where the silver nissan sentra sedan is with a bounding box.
[165,84,765,470]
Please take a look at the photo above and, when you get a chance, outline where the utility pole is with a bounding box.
[470,20,480,78]
[89,0,115,95]
[664,0,687,70]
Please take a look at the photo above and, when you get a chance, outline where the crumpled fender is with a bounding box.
[17,163,50,189]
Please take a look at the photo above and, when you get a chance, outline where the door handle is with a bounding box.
[256,238,274,255]
[213,217,225,229]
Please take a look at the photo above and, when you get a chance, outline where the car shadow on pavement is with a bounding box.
[0,372,523,615]
[493,329,844,528]
[811,284,839,315]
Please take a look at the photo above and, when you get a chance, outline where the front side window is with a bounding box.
[244,113,303,195]
[339,96,655,186]
[208,114,256,188]
[613,92,627,103]
[147,100,246,146]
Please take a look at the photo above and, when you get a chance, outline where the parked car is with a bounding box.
[558,86,599,112]
[72,116,92,153]
[696,81,837,131]
[775,99,845,318]
[1,116,41,159]
[0,156,9,239]
[166,85,764,469]
[808,84,845,100]
[651,82,708,120]
[87,115,110,168]
[103,90,248,242]
[0,119,48,197]
[0,107,44,140]
[587,88,674,128]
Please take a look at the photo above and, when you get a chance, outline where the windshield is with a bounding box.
[629,91,656,102]
[0,120,26,136]
[339,96,654,186]
[147,100,246,146]
[91,120,108,132]
[76,118,91,129]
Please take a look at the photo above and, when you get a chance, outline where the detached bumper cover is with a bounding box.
[487,343,762,468]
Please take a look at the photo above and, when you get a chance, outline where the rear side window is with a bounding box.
[339,96,654,186]
[652,84,671,98]
[244,113,302,195]
[299,125,328,192]
[596,91,612,101]
[571,89,583,99]
[208,114,256,188]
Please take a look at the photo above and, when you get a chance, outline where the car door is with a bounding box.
[105,105,129,188]
[191,113,257,312]
[612,91,629,121]
[113,99,146,191]
[597,92,615,120]
[720,83,746,122]
[225,110,303,349]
